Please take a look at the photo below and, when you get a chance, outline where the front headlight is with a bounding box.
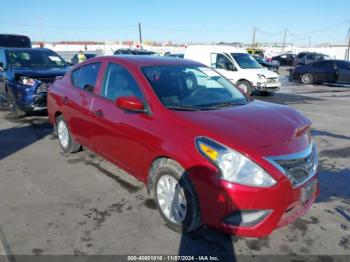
[196,137,276,187]
[18,77,37,86]
[257,74,266,82]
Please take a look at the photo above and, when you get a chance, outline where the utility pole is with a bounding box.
[138,22,143,49]
[345,28,350,60]
[251,27,256,49]
[308,36,311,48]
[282,28,287,52]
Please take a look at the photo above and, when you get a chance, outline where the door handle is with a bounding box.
[94,109,104,117]
[62,96,69,105]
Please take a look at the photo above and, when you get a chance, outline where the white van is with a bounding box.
[184,45,280,95]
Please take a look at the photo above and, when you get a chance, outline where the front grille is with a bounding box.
[36,77,54,93]
[266,143,318,187]
[36,82,51,93]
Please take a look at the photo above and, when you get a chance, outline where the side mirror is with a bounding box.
[116,96,146,112]
[0,62,5,71]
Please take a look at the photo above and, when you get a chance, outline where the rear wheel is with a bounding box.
[154,160,201,233]
[56,115,81,153]
[301,73,314,84]
[236,80,252,96]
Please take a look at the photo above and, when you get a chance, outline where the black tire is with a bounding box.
[153,159,201,233]
[236,80,253,96]
[7,89,26,118]
[56,115,81,153]
[301,73,314,85]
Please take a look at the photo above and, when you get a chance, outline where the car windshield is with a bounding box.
[6,49,68,68]
[254,56,264,63]
[141,65,247,111]
[231,53,262,69]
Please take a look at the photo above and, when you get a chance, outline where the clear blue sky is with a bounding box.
[1,0,349,45]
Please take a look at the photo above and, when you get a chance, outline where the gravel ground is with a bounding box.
[0,67,349,261]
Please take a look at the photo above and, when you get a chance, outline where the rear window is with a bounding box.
[71,63,101,91]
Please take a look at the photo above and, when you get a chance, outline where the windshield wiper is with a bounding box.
[165,105,202,111]
[199,100,246,109]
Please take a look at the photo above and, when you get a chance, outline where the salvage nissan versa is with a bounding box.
[47,56,319,237]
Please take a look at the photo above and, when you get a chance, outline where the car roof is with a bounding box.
[1,47,53,52]
[186,45,247,54]
[84,55,204,67]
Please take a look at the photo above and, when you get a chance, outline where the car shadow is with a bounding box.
[311,129,350,202]
[0,98,51,160]
[255,92,323,105]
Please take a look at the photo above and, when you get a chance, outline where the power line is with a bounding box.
[142,24,250,33]
[289,20,350,36]
[0,19,136,30]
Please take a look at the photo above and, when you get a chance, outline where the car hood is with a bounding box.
[176,100,311,149]
[13,67,69,79]
[262,61,278,67]
[246,68,279,78]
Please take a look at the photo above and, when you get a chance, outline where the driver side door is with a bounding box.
[90,62,153,180]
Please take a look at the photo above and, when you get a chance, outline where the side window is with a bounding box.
[297,53,305,58]
[72,63,101,91]
[211,53,236,71]
[0,50,5,68]
[306,54,316,60]
[322,61,334,68]
[71,67,81,86]
[101,63,144,101]
[335,61,350,70]
[312,62,320,68]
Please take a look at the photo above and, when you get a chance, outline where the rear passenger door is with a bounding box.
[0,50,6,96]
[312,61,335,83]
[64,62,102,147]
[335,61,350,84]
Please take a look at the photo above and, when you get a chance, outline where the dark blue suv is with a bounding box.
[0,48,69,117]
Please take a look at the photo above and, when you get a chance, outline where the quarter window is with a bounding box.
[101,63,144,101]
[71,63,101,91]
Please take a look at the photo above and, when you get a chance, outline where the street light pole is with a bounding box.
[138,22,143,49]
[346,28,350,60]
[282,28,287,52]
[251,27,256,49]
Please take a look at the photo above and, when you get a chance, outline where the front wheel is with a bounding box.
[154,160,201,233]
[236,80,253,96]
[301,73,314,84]
[56,115,81,153]
[7,90,26,118]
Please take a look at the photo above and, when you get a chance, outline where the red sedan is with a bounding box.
[47,56,319,237]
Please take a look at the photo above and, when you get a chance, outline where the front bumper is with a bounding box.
[13,82,48,112]
[195,172,318,237]
[254,80,281,92]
